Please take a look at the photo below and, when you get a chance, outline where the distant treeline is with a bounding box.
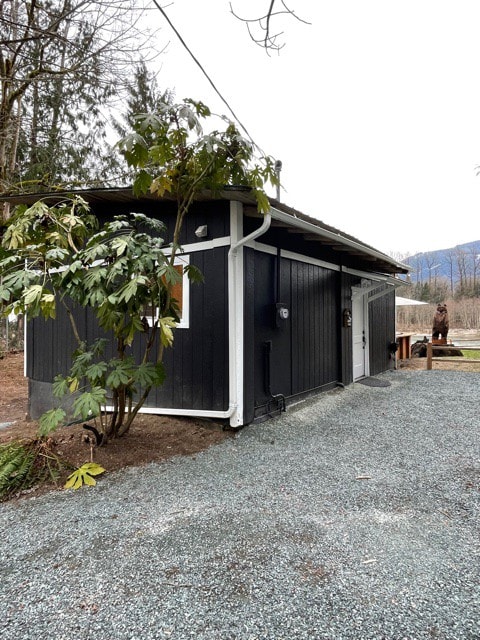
[396,298,480,332]
[397,276,479,303]
[398,242,480,301]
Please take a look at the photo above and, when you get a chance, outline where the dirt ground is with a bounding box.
[0,352,232,497]
[1,350,479,500]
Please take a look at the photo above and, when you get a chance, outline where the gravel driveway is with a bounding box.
[1,370,479,640]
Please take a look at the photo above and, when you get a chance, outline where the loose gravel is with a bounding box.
[0,369,479,640]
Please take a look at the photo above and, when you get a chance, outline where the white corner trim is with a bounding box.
[227,201,245,427]
[24,316,27,378]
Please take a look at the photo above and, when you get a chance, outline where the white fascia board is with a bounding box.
[351,278,399,303]
[247,240,277,256]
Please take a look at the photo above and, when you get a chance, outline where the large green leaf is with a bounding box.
[106,359,134,389]
[85,361,108,383]
[133,362,165,388]
[52,375,70,398]
[22,285,43,306]
[133,169,153,195]
[184,263,204,284]
[45,247,70,262]
[111,237,129,257]
[113,275,148,305]
[70,349,95,378]
[117,132,149,167]
[124,315,145,346]
[72,387,106,420]
[0,285,11,303]
[38,408,67,437]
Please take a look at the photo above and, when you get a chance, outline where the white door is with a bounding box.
[352,295,366,380]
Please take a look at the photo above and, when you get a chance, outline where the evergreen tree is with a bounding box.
[0,0,157,194]
[112,61,173,138]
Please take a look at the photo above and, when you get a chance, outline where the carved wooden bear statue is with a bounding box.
[432,303,449,340]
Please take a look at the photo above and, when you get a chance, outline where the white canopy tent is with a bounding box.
[395,296,428,306]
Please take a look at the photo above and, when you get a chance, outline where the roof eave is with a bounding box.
[1,186,409,275]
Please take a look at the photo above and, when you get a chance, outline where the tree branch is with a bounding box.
[230,0,311,53]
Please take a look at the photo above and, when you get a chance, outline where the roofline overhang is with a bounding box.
[268,206,409,274]
[1,186,409,274]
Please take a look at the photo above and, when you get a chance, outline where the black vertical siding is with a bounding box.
[249,251,279,409]
[28,303,88,380]
[368,287,396,375]
[27,246,229,416]
[25,193,399,424]
[94,200,230,246]
[289,260,339,395]
[245,250,341,418]
[243,248,257,424]
[147,247,229,411]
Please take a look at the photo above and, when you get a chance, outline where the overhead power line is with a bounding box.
[150,0,257,147]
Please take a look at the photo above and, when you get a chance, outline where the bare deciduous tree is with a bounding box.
[0,0,158,195]
[229,1,311,53]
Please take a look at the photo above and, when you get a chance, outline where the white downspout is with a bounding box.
[104,204,271,425]
[228,202,272,427]
[230,208,272,255]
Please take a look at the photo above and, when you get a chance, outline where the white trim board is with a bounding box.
[246,240,341,272]
[105,405,235,420]
[163,236,230,255]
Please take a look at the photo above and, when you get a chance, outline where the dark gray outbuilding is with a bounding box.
[3,188,409,426]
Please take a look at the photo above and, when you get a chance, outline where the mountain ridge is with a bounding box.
[403,240,480,283]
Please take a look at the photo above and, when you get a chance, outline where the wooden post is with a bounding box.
[426,342,432,370]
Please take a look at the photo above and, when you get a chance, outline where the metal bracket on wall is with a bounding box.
[254,394,286,422]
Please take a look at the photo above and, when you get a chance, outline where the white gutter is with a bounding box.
[344,266,406,287]
[268,207,409,273]
[230,208,272,256]
[227,202,272,427]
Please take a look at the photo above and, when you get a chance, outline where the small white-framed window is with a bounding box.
[171,254,190,329]
[144,254,190,330]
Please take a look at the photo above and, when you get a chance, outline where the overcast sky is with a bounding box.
[149,0,480,257]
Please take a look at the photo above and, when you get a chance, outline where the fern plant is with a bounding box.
[0,440,63,501]
[0,442,36,500]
